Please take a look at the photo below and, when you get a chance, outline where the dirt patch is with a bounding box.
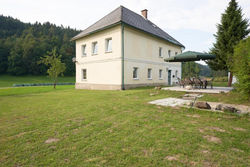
[208,127,226,132]
[231,148,244,152]
[203,135,221,143]
[201,150,209,154]
[186,114,200,118]
[199,129,205,133]
[45,138,60,144]
[165,155,179,161]
[143,148,153,157]
[232,127,246,131]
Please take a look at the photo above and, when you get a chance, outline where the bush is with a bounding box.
[213,77,228,82]
[12,83,74,87]
[232,37,250,99]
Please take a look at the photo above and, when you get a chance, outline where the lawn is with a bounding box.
[0,86,249,166]
[0,75,75,87]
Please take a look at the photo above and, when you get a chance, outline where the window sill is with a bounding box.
[133,78,139,80]
[81,79,87,81]
[159,78,163,80]
[92,53,98,56]
[105,51,112,53]
[148,78,152,80]
[81,55,87,58]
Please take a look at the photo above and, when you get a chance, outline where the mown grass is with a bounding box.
[0,86,249,166]
[0,75,75,87]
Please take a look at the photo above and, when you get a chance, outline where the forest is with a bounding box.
[0,15,80,76]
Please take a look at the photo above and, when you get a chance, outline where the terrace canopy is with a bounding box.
[165,51,216,62]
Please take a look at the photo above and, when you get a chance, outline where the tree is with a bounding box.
[232,37,250,99]
[182,62,200,78]
[38,48,66,88]
[207,0,249,86]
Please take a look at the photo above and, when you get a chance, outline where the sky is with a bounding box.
[1,0,250,64]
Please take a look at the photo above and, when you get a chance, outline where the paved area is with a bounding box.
[162,86,233,94]
[149,98,192,107]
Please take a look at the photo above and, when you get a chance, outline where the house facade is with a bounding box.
[72,6,184,90]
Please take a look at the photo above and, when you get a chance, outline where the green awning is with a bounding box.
[165,51,216,62]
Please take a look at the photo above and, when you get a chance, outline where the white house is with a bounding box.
[72,6,185,90]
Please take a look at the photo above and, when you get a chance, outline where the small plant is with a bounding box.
[38,48,66,88]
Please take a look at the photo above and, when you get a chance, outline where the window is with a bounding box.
[175,70,178,77]
[159,47,162,57]
[168,50,171,57]
[81,45,86,57]
[175,52,178,55]
[92,42,98,55]
[133,67,138,79]
[147,68,152,79]
[159,69,163,79]
[82,69,87,80]
[105,38,112,52]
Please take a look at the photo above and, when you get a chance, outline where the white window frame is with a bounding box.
[81,44,86,57]
[147,68,152,80]
[159,47,162,57]
[105,38,112,52]
[159,69,163,80]
[92,42,98,55]
[82,69,87,80]
[133,67,139,79]
[168,50,171,57]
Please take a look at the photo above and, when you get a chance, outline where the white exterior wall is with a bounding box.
[124,26,182,86]
[75,25,122,89]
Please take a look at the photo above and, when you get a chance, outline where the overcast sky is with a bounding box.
[1,0,250,64]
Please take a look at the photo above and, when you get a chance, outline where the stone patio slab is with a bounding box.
[162,86,233,94]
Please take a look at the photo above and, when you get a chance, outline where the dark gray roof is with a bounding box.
[72,6,184,47]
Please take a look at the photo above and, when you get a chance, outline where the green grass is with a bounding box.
[0,75,75,87]
[213,81,228,87]
[200,91,250,106]
[0,86,249,166]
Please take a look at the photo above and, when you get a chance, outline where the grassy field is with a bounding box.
[0,75,75,87]
[0,86,249,166]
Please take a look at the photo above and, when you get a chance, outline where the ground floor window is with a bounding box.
[159,69,163,79]
[133,67,138,79]
[82,69,87,80]
[147,68,152,79]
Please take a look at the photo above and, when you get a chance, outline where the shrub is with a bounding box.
[232,37,250,99]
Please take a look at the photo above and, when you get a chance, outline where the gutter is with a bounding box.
[121,23,125,90]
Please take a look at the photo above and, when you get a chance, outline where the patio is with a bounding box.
[162,86,233,94]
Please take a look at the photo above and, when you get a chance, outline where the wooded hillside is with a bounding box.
[0,15,80,75]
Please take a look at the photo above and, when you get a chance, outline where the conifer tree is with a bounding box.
[207,0,249,86]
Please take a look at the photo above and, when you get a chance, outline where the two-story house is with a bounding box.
[72,6,185,90]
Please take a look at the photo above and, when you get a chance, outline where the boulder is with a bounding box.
[215,104,238,113]
[185,85,192,90]
[222,106,238,113]
[194,101,211,109]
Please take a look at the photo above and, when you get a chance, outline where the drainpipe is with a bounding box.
[121,23,125,90]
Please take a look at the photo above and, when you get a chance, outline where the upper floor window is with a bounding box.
[147,68,152,79]
[133,67,138,79]
[92,42,98,55]
[82,69,87,80]
[159,47,162,57]
[105,38,112,52]
[81,45,86,57]
[168,50,171,57]
[159,69,163,79]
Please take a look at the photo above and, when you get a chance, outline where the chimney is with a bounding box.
[141,9,148,19]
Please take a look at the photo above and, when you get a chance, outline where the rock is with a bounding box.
[185,85,192,90]
[215,104,238,113]
[222,106,238,113]
[194,102,211,109]
[215,104,223,110]
[154,86,161,90]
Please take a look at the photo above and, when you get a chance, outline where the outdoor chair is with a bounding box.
[192,77,203,89]
[177,78,185,88]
